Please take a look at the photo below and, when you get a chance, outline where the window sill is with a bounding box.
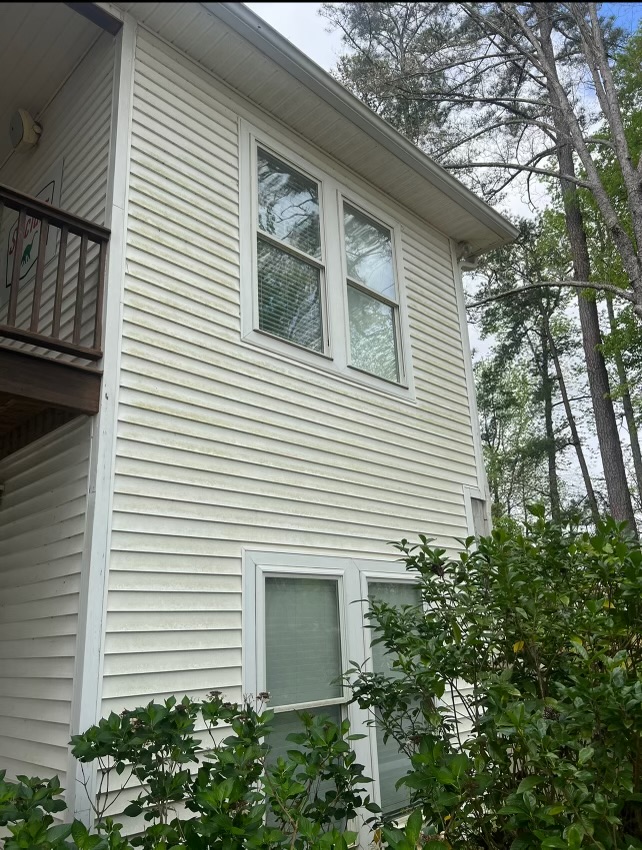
[240,328,417,405]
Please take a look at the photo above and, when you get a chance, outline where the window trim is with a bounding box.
[243,550,421,832]
[240,119,415,400]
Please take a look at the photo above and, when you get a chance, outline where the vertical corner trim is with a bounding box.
[68,14,137,824]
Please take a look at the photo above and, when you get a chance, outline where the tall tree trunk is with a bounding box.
[606,297,642,509]
[547,326,601,524]
[541,319,561,521]
[536,8,637,533]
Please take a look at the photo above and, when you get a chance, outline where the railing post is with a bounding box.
[30,216,49,332]
[73,233,88,345]
[93,240,108,351]
[0,184,110,360]
[8,208,26,325]
[52,225,69,337]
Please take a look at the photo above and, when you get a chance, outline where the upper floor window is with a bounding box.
[343,204,400,383]
[257,149,326,353]
[242,124,413,396]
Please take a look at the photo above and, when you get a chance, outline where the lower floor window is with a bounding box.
[244,552,421,820]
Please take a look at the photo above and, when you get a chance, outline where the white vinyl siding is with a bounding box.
[0,419,91,784]
[0,31,114,359]
[101,28,479,723]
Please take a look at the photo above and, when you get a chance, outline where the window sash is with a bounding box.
[271,696,347,714]
[341,200,403,385]
[346,275,399,309]
[264,573,343,706]
[346,282,401,384]
[257,146,322,258]
[254,144,329,354]
[258,568,348,709]
[257,228,326,270]
[341,202,398,304]
[257,237,324,353]
[366,578,422,817]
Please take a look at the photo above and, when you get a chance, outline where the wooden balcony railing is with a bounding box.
[0,184,110,361]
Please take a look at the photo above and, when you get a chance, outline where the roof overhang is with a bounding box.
[113,1,518,254]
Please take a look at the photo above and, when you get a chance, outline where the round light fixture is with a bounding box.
[9,109,42,150]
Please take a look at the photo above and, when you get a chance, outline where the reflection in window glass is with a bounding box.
[369,581,422,817]
[344,205,395,299]
[265,576,342,707]
[348,285,398,382]
[258,239,323,351]
[258,149,321,259]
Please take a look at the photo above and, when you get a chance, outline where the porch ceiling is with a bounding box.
[0,3,102,163]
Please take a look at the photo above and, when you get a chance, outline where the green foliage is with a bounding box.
[321,3,456,150]
[471,214,600,525]
[0,773,71,850]
[347,514,642,849]
[0,696,373,850]
[475,356,548,519]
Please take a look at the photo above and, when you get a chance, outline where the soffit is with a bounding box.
[0,3,102,164]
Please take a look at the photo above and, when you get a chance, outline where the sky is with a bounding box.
[246,3,642,75]
[245,2,642,221]
[245,4,338,70]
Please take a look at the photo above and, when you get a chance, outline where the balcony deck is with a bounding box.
[0,184,109,458]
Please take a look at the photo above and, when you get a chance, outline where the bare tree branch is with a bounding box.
[467,280,638,312]
[444,161,591,186]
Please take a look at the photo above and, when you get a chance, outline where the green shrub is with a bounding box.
[348,510,642,850]
[2,695,375,850]
[3,513,641,850]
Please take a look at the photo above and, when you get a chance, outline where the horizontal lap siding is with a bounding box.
[103,31,477,715]
[0,420,91,782]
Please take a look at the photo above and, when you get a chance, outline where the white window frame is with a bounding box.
[252,142,331,358]
[256,564,349,715]
[239,119,414,400]
[243,550,421,837]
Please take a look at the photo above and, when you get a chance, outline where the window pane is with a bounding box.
[258,149,321,259]
[348,285,399,382]
[266,705,343,828]
[369,582,422,676]
[369,581,422,817]
[344,205,395,299]
[258,238,323,351]
[267,705,343,766]
[265,576,342,706]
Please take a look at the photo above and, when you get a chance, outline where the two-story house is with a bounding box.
[0,0,517,826]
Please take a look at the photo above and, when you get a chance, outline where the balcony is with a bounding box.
[0,184,109,459]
